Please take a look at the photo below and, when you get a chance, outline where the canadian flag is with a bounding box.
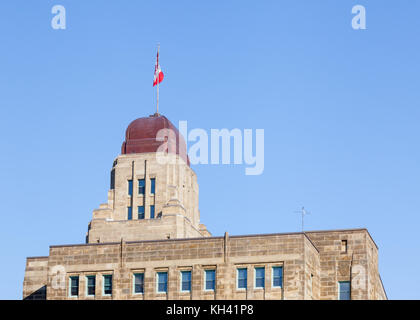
[153,50,164,86]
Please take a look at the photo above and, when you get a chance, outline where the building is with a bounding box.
[23,113,387,300]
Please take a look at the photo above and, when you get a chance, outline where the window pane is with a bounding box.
[87,276,95,296]
[157,272,168,293]
[272,267,283,287]
[339,281,351,300]
[255,268,265,288]
[181,271,191,292]
[134,274,144,294]
[138,179,145,195]
[70,276,79,296]
[237,268,247,289]
[151,178,156,194]
[150,205,155,219]
[138,206,144,219]
[128,207,132,220]
[103,275,112,295]
[205,270,215,290]
[128,180,133,195]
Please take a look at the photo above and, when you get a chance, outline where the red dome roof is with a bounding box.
[121,114,190,166]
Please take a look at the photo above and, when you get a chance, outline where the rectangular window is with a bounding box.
[150,205,155,219]
[205,270,216,291]
[138,179,145,195]
[103,275,112,296]
[339,281,351,300]
[237,268,247,289]
[157,272,168,293]
[69,276,79,297]
[128,180,133,195]
[128,207,132,220]
[133,273,144,294]
[150,178,156,194]
[255,267,265,289]
[181,271,191,292]
[341,240,348,253]
[86,275,95,296]
[272,266,283,288]
[138,206,144,220]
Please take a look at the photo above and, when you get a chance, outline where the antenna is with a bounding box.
[293,207,310,232]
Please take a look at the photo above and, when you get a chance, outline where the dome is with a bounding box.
[121,114,190,166]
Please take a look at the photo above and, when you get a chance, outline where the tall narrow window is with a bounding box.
[181,271,192,292]
[255,267,265,289]
[341,240,348,253]
[272,266,283,288]
[157,272,168,293]
[138,206,144,220]
[339,281,351,300]
[133,273,144,294]
[138,179,145,195]
[150,178,156,194]
[150,205,155,219]
[86,275,95,296]
[103,275,112,296]
[205,270,216,291]
[69,276,79,297]
[128,180,133,195]
[237,268,247,289]
[127,207,132,220]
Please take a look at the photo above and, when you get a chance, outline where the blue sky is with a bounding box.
[0,1,419,299]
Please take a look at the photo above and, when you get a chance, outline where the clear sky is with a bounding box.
[0,0,419,300]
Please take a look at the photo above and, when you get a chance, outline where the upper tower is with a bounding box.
[86,114,211,243]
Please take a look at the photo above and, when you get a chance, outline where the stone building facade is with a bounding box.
[23,114,387,300]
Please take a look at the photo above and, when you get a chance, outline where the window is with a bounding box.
[138,206,144,219]
[128,207,132,220]
[150,178,156,194]
[205,270,216,291]
[339,281,351,300]
[86,275,95,296]
[128,180,133,195]
[138,179,145,195]
[181,271,191,292]
[237,268,247,289]
[150,205,155,219]
[157,272,168,293]
[272,266,283,288]
[341,240,348,253]
[69,276,79,297]
[133,273,144,294]
[255,267,265,289]
[103,275,112,296]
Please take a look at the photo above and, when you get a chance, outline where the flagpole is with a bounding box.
[156,44,160,115]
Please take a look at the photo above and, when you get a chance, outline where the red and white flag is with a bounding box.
[153,50,164,86]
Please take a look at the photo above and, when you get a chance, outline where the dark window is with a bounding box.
[128,180,133,195]
[255,267,265,288]
[205,270,216,291]
[150,205,155,219]
[138,206,144,219]
[237,268,247,289]
[70,276,79,297]
[138,179,145,195]
[181,271,191,292]
[128,207,132,220]
[86,276,95,296]
[157,272,168,293]
[103,275,112,296]
[339,281,351,300]
[150,178,156,194]
[272,267,283,287]
[134,273,144,294]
